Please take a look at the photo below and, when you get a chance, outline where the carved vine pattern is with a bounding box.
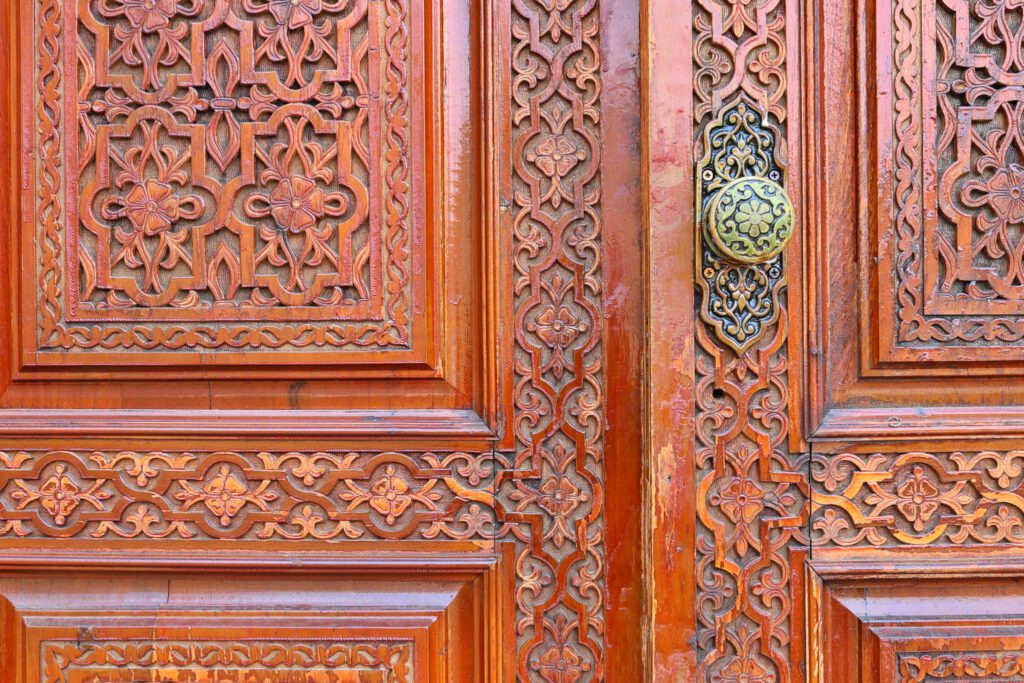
[812,450,1024,547]
[42,640,413,682]
[693,2,807,683]
[496,0,606,681]
[899,652,1024,683]
[38,0,412,352]
[0,450,495,542]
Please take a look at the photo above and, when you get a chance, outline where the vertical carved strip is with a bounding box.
[693,1,808,682]
[498,0,605,680]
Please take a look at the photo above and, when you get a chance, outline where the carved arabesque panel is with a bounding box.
[812,449,1024,548]
[0,449,494,543]
[900,652,1024,682]
[496,0,607,680]
[880,0,1024,358]
[693,1,807,682]
[33,0,417,359]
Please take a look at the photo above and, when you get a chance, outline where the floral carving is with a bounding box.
[714,478,766,525]
[367,465,413,524]
[120,0,180,33]
[122,179,196,236]
[265,176,330,234]
[527,134,588,209]
[9,464,112,527]
[964,164,1024,223]
[713,656,776,683]
[892,466,942,531]
[38,467,83,526]
[340,462,444,530]
[175,465,278,527]
[813,451,1024,547]
[267,0,324,29]
[41,0,413,353]
[533,645,589,683]
[95,0,202,91]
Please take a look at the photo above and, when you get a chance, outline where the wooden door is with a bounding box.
[0,1,644,681]
[648,0,1024,681]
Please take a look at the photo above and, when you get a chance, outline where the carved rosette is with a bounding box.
[693,2,807,683]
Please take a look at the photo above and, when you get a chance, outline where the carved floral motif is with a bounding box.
[813,451,1024,546]
[38,0,412,352]
[693,3,805,683]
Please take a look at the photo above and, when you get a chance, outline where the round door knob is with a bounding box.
[706,177,794,264]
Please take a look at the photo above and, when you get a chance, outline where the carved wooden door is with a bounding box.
[648,0,1024,681]
[0,1,643,681]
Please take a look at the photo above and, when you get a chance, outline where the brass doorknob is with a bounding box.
[705,176,794,265]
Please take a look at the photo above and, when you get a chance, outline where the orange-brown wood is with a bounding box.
[646,0,1024,681]
[0,0,644,680]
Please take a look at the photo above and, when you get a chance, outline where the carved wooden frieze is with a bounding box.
[41,640,414,682]
[0,449,494,543]
[899,652,1024,682]
[812,449,1024,547]
[30,0,417,360]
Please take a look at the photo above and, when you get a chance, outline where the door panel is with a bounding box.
[0,0,644,680]
[647,0,1024,681]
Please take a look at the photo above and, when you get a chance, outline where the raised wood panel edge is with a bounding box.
[0,408,497,440]
[812,407,1024,442]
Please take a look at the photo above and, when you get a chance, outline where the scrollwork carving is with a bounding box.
[693,3,806,683]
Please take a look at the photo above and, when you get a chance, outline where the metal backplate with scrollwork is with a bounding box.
[696,100,789,353]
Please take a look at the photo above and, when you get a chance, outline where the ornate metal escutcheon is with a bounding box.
[696,99,795,352]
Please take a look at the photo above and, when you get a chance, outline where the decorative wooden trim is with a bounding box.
[688,1,808,682]
[494,0,609,679]
[0,409,496,440]
[812,449,1024,548]
[41,640,416,682]
[814,408,1024,442]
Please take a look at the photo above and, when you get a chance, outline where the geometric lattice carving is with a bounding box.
[884,0,1024,353]
[35,0,414,355]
